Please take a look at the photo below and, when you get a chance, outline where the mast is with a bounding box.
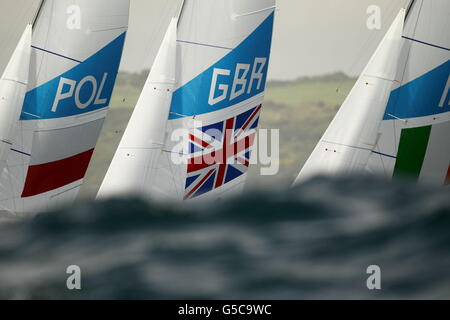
[31,0,45,29]
[177,0,186,26]
[405,0,417,21]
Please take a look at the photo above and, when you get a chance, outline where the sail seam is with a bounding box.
[74,108,109,120]
[2,79,28,86]
[119,147,161,151]
[162,149,189,156]
[50,184,83,199]
[365,75,399,83]
[91,26,128,33]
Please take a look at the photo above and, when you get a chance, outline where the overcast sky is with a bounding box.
[0,0,409,80]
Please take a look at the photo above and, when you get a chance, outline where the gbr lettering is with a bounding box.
[52,73,109,112]
[208,57,267,106]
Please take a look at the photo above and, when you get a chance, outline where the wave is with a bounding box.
[0,176,449,299]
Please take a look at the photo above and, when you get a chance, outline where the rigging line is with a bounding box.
[31,0,45,28]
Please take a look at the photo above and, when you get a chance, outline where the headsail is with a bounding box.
[98,18,178,198]
[294,9,406,184]
[99,0,275,201]
[366,0,450,185]
[0,0,130,213]
[0,25,32,169]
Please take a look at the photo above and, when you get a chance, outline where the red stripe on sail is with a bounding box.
[187,133,256,173]
[184,169,215,200]
[21,149,95,198]
[234,104,262,138]
[445,165,450,186]
[189,134,213,149]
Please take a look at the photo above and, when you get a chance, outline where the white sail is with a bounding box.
[294,9,406,184]
[0,25,32,168]
[0,0,130,213]
[98,18,177,198]
[365,0,450,186]
[99,0,276,201]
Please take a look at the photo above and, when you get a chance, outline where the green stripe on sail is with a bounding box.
[393,125,432,180]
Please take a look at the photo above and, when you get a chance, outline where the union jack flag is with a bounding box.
[184,105,262,200]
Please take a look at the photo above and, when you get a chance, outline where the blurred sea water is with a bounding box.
[0,176,449,300]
